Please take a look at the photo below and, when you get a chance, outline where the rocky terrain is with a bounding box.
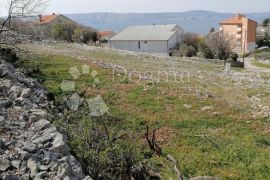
[0,51,89,179]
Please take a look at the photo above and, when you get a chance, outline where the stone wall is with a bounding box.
[0,52,90,179]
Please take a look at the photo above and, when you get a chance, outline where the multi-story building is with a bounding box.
[220,14,257,54]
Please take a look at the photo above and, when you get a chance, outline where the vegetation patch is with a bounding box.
[251,61,270,69]
[19,47,270,179]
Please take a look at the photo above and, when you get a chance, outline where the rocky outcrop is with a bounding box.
[0,55,87,179]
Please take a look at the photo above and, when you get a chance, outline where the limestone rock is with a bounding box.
[0,158,11,171]
[23,142,37,153]
[0,53,87,179]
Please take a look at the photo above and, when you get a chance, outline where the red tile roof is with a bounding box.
[36,14,60,24]
[98,31,114,36]
[220,14,246,24]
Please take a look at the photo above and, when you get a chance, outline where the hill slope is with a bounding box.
[66,10,270,34]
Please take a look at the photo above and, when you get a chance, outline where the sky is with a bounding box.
[0,0,270,16]
[46,0,270,14]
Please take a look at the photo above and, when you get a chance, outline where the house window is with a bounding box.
[138,41,141,49]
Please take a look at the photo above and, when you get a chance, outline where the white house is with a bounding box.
[109,24,184,55]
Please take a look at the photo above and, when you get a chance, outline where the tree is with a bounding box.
[0,0,49,35]
[205,32,237,61]
[262,18,270,27]
[209,27,215,34]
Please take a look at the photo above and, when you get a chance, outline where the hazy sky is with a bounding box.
[0,0,269,16]
[46,0,270,14]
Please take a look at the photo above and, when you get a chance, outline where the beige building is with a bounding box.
[220,14,257,54]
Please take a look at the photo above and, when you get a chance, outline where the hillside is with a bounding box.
[66,10,270,34]
[19,42,270,179]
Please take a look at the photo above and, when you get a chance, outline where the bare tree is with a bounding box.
[0,0,49,35]
[206,31,237,61]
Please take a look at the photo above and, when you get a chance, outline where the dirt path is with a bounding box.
[244,57,270,73]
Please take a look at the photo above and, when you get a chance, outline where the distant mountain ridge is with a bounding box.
[65,10,270,35]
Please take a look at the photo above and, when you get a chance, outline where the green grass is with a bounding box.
[252,61,270,69]
[19,46,270,179]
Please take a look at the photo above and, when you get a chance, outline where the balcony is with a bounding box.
[237,27,242,32]
[236,34,242,39]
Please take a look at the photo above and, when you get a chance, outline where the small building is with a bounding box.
[98,31,116,41]
[219,14,257,54]
[109,24,184,55]
[34,13,77,37]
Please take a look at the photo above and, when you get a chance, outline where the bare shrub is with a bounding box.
[205,32,237,61]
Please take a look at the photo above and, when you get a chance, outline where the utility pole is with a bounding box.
[242,27,247,66]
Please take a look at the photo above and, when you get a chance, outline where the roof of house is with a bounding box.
[110,24,180,41]
[36,14,60,24]
[99,31,115,36]
[35,14,76,25]
[220,14,257,25]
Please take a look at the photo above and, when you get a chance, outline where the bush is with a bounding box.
[0,48,18,64]
[73,28,98,44]
[55,101,159,179]
[199,41,215,59]
[257,36,270,48]
[51,23,75,42]
[179,43,197,57]
[230,53,239,62]
[181,32,201,51]
[99,39,108,43]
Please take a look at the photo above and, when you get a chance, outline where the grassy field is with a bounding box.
[20,43,270,179]
[252,61,270,69]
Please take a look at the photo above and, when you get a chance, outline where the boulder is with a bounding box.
[0,158,11,171]
[50,133,68,155]
[0,98,12,109]
[23,142,37,153]
[11,159,21,169]
[21,88,31,98]
[32,119,51,131]
[27,158,38,178]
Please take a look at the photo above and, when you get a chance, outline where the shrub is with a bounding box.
[230,53,239,62]
[55,101,159,179]
[256,36,270,48]
[181,32,201,51]
[199,41,215,59]
[99,39,108,43]
[73,28,98,44]
[51,23,76,42]
[0,48,18,64]
[179,43,197,57]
